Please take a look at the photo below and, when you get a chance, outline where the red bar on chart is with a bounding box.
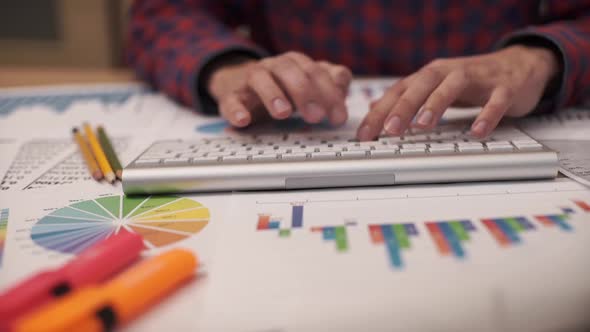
[534,215,554,227]
[481,219,510,247]
[368,224,384,243]
[574,200,590,212]
[425,222,451,255]
[257,214,271,230]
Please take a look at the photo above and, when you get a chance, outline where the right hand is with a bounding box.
[206,52,353,127]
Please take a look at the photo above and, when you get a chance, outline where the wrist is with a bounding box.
[522,45,559,86]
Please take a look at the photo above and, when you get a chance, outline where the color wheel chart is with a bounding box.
[31,195,209,254]
[0,208,8,267]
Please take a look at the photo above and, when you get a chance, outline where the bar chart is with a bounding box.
[254,197,590,270]
[256,203,304,237]
[368,223,418,268]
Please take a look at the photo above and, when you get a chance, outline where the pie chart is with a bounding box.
[31,195,209,254]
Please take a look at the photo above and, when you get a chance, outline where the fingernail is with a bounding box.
[234,111,249,125]
[417,110,433,126]
[384,115,402,135]
[306,102,326,122]
[358,124,373,141]
[471,120,488,136]
[272,98,291,117]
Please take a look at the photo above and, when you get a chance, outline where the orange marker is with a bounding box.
[13,249,198,332]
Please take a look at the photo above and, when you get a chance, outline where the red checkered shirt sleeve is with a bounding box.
[126,0,266,112]
[498,1,590,112]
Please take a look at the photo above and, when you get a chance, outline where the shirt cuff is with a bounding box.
[495,29,568,114]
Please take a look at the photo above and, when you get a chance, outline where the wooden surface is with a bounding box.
[0,66,136,87]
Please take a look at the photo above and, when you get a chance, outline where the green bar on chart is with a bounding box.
[279,229,291,237]
[450,221,469,241]
[505,217,524,232]
[334,226,348,252]
[393,224,410,248]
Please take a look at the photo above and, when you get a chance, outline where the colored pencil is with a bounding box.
[83,123,116,184]
[72,128,103,181]
[97,126,123,180]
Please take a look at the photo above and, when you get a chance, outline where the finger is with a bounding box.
[413,69,469,129]
[356,82,406,141]
[286,53,348,126]
[246,66,293,119]
[218,90,260,128]
[261,57,326,124]
[318,61,353,94]
[470,86,513,138]
[383,68,445,135]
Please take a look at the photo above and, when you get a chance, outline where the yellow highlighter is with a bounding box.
[13,249,198,332]
[83,123,116,184]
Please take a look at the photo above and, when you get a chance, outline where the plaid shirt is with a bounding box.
[127,0,590,114]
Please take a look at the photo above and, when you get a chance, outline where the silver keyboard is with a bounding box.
[123,124,558,194]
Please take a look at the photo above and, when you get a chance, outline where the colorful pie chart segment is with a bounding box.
[31,195,209,254]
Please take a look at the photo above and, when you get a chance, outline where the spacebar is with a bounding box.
[285,173,396,189]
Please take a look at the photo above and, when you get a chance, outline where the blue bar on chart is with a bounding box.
[425,220,476,258]
[291,204,304,228]
[561,207,575,215]
[534,214,572,231]
[368,223,418,269]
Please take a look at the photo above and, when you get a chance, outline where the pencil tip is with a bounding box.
[72,127,78,133]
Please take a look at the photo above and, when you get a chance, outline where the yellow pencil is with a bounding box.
[72,128,103,181]
[83,123,116,183]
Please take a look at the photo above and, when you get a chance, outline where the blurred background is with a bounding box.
[0,0,134,86]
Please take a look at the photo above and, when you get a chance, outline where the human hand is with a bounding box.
[357,45,559,140]
[207,52,352,127]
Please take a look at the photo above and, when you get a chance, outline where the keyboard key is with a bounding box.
[340,150,368,159]
[134,159,162,166]
[428,143,455,149]
[221,155,248,163]
[512,139,538,145]
[400,148,426,155]
[162,158,190,165]
[192,156,220,164]
[515,143,543,151]
[485,141,512,146]
[281,152,308,161]
[252,154,279,162]
[457,144,485,152]
[428,146,456,153]
[311,152,338,160]
[486,144,514,152]
[369,150,397,158]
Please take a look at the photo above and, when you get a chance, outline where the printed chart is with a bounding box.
[0,208,8,267]
[255,193,590,270]
[31,195,209,254]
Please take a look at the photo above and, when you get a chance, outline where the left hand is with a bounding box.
[357,45,559,141]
